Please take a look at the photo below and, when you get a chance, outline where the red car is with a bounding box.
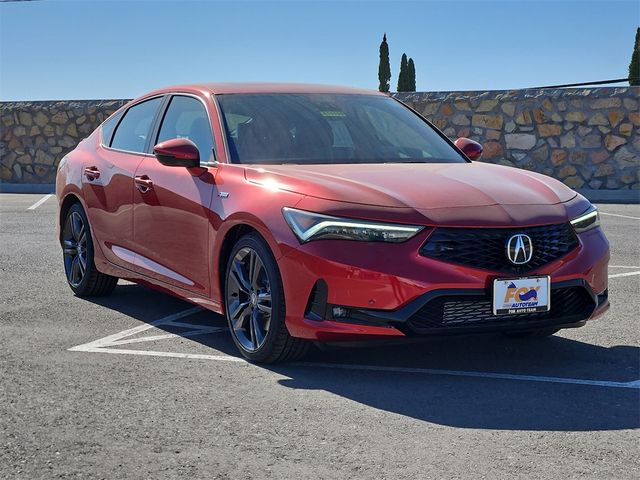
[56,83,610,363]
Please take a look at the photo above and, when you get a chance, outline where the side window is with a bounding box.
[157,96,215,162]
[110,97,163,153]
[101,110,123,146]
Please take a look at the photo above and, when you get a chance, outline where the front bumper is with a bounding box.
[277,226,610,341]
[320,280,608,335]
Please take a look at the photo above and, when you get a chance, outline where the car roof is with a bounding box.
[142,83,385,98]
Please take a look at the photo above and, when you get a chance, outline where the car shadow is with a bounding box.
[85,283,640,432]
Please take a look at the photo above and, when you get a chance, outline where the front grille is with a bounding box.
[406,286,595,333]
[419,223,579,274]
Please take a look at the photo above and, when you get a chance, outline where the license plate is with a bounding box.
[493,276,550,315]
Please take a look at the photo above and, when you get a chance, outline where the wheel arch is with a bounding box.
[58,193,83,244]
[216,224,263,309]
[213,215,291,311]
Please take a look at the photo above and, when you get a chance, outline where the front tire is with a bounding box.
[224,233,308,363]
[62,203,118,297]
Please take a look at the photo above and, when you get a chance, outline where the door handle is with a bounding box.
[83,166,100,181]
[134,175,154,193]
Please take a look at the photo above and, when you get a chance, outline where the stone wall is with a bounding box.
[0,88,638,191]
[0,100,128,184]
[395,87,639,191]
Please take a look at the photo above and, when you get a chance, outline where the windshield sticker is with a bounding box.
[320,111,347,118]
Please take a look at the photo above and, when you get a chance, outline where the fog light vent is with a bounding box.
[332,306,351,319]
[304,280,328,321]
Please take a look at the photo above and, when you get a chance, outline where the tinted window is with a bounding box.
[157,96,215,162]
[110,97,163,153]
[216,93,465,165]
[101,110,123,146]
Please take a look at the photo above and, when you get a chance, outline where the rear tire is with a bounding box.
[62,203,118,297]
[502,327,560,339]
[224,233,308,363]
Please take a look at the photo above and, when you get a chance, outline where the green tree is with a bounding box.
[407,57,416,92]
[397,53,409,92]
[378,34,391,92]
[629,27,640,86]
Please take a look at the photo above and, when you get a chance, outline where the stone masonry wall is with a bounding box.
[0,100,128,184]
[0,88,638,189]
[395,87,639,191]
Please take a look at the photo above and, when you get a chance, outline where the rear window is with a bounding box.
[110,97,163,153]
[216,93,465,165]
[100,110,123,146]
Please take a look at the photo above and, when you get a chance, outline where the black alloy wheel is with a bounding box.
[62,203,117,296]
[225,233,309,363]
[226,246,273,352]
[63,209,88,288]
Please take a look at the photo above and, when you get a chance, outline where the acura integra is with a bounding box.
[56,83,609,362]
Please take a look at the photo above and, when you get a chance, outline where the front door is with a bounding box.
[132,95,217,297]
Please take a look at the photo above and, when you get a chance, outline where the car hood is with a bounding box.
[244,162,577,209]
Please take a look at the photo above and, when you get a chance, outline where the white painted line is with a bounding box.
[291,362,640,390]
[26,194,53,210]
[71,339,640,390]
[74,346,245,362]
[69,306,203,350]
[599,212,640,220]
[161,320,211,329]
[69,306,640,390]
[107,327,226,346]
[610,266,640,269]
[608,270,640,279]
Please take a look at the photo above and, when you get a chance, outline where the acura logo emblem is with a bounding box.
[506,234,533,265]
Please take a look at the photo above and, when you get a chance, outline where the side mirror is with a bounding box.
[153,138,200,168]
[454,137,483,161]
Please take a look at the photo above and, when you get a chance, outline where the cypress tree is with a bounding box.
[397,53,408,92]
[378,34,391,92]
[629,27,640,86]
[407,58,416,92]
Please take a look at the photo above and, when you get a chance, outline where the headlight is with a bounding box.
[282,207,424,243]
[570,205,600,233]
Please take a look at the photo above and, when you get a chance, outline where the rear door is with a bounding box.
[82,96,164,270]
[131,94,217,296]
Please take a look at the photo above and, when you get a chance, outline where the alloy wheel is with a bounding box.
[63,211,88,287]
[226,247,273,352]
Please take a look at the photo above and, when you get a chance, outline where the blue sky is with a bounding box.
[1,0,638,100]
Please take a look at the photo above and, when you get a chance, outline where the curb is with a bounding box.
[578,189,640,204]
[0,183,55,194]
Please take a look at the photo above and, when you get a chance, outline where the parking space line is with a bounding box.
[610,265,640,269]
[69,306,203,350]
[599,212,640,220]
[291,362,640,389]
[26,194,53,210]
[71,341,640,390]
[608,270,640,279]
[107,327,227,346]
[68,302,640,391]
[73,346,245,362]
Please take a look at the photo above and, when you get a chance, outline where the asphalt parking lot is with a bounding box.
[1,193,638,479]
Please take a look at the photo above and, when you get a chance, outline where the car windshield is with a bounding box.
[216,93,467,165]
